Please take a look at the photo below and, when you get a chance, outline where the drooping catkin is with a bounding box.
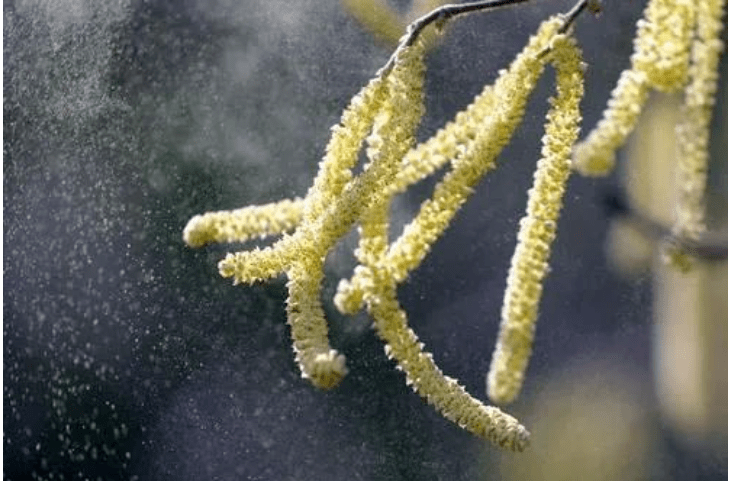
[488,34,585,405]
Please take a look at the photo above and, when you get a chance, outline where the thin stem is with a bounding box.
[558,0,601,34]
[404,0,533,46]
[379,0,598,76]
[603,189,728,261]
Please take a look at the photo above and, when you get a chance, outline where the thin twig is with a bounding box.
[602,188,728,261]
[379,0,599,76]
[558,0,591,34]
[404,0,533,47]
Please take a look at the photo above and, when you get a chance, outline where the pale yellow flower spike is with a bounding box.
[335,37,427,314]
[206,38,426,389]
[669,0,726,268]
[633,0,695,92]
[303,75,389,224]
[488,34,585,405]
[384,18,564,284]
[190,77,389,285]
[389,84,497,195]
[286,256,348,389]
[347,197,531,451]
[571,69,649,176]
[390,14,564,197]
[184,63,390,254]
[286,40,425,388]
[572,0,695,176]
[183,198,305,248]
[369,273,531,451]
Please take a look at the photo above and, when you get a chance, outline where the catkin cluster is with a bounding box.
[183,0,723,452]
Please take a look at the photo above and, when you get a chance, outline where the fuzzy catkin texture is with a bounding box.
[183,198,305,248]
[633,0,694,92]
[571,0,697,177]
[571,69,650,176]
[285,38,427,387]
[304,76,389,224]
[669,0,726,269]
[214,37,427,390]
[366,270,531,452]
[337,18,584,452]
[286,257,348,389]
[488,34,585,405]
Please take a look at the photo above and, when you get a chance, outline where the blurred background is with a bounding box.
[4,0,727,479]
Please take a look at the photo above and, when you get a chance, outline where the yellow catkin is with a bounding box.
[488,34,585,405]
[334,37,428,312]
[214,38,427,388]
[334,39,427,313]
[390,16,568,197]
[182,197,305,248]
[388,84,498,196]
[363,38,427,190]
[336,19,580,450]
[668,0,726,269]
[303,76,389,223]
[571,69,649,176]
[186,66,391,258]
[182,0,726,452]
[633,0,695,92]
[367,270,531,451]
[572,0,696,176]
[286,257,348,389]
[217,236,298,284]
[340,161,533,447]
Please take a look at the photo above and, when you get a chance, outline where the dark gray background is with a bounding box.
[4,0,727,479]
